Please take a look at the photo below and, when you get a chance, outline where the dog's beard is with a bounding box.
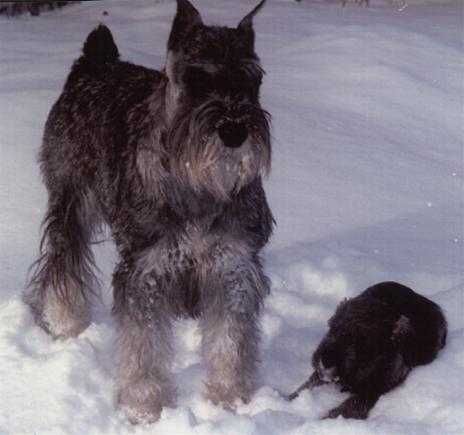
[166,98,271,202]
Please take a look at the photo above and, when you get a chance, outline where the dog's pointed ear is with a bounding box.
[391,315,412,344]
[168,0,203,51]
[237,0,266,49]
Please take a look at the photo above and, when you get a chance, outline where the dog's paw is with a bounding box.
[322,407,343,420]
[116,380,175,425]
[42,309,90,339]
[120,402,162,425]
[204,382,252,411]
[321,397,370,420]
[117,392,163,425]
[24,291,90,339]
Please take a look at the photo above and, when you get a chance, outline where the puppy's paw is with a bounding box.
[322,395,371,420]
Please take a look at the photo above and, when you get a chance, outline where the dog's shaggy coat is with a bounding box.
[24,0,273,424]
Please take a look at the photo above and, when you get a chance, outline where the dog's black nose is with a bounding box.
[218,122,248,148]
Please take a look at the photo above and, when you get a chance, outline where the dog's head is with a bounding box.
[311,298,410,387]
[164,0,271,201]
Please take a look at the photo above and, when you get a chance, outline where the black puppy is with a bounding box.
[288,281,447,419]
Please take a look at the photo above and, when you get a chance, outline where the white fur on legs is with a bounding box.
[114,314,175,424]
[41,288,91,339]
[201,311,260,409]
[198,238,267,409]
[23,281,91,340]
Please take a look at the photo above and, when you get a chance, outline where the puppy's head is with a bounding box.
[312,298,412,386]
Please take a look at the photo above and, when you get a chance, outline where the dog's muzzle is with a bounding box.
[317,360,339,383]
[218,121,248,148]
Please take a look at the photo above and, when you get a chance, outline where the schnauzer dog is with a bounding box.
[24,0,273,424]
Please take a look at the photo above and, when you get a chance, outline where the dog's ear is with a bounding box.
[237,0,266,49]
[168,0,203,51]
[391,315,412,344]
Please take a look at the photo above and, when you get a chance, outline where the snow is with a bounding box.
[0,0,463,434]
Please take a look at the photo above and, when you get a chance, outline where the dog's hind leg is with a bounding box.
[24,186,98,339]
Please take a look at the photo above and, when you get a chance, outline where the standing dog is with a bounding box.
[25,0,273,424]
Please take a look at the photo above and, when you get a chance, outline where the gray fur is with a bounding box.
[25,0,273,424]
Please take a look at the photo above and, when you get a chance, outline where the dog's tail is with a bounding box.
[82,24,119,63]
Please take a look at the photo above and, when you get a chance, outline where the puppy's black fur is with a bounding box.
[288,281,447,419]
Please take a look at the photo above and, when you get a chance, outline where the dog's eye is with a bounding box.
[188,46,201,57]
[225,71,260,101]
[183,67,213,98]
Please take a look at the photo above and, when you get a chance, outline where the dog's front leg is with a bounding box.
[112,259,175,424]
[199,240,269,409]
[322,393,379,420]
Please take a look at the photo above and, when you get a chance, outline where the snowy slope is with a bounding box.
[0,0,463,434]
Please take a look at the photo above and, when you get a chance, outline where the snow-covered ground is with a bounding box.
[0,0,463,434]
